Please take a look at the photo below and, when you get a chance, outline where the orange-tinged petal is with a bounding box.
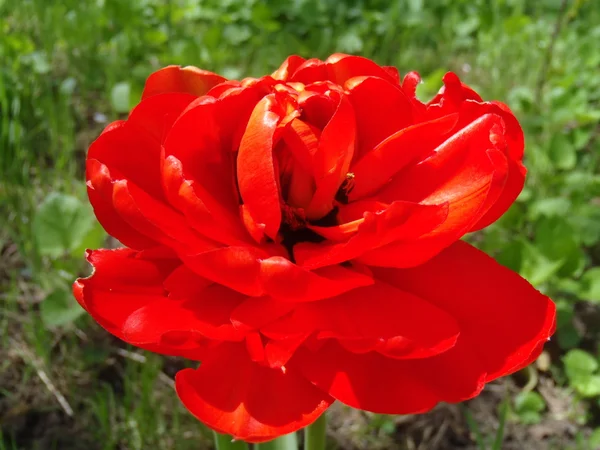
[325,53,398,85]
[142,65,226,99]
[305,95,356,220]
[272,55,306,81]
[237,94,286,239]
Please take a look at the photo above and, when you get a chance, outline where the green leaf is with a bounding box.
[519,241,564,287]
[533,217,584,277]
[564,349,598,379]
[548,133,576,170]
[514,391,546,418]
[572,375,600,398]
[32,192,95,258]
[589,428,600,449]
[580,268,600,302]
[73,221,106,260]
[111,81,132,113]
[40,289,85,328]
[338,31,363,53]
[557,323,582,350]
[528,197,571,220]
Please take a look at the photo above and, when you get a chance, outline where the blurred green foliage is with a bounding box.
[1,0,600,449]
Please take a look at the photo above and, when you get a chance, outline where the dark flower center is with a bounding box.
[279,207,338,262]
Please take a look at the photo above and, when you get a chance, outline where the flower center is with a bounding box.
[278,206,338,262]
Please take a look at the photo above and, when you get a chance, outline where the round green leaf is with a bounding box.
[32,192,95,258]
[40,289,85,329]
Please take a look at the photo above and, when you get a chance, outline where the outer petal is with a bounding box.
[349,113,459,201]
[88,92,196,201]
[181,248,374,301]
[86,158,157,250]
[371,241,556,380]
[357,114,510,268]
[325,54,398,85]
[175,343,333,443]
[142,65,226,99]
[122,284,248,343]
[87,93,197,249]
[293,338,486,414]
[163,97,238,219]
[73,248,217,360]
[261,281,460,360]
[111,178,217,253]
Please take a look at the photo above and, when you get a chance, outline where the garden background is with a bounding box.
[1,0,600,449]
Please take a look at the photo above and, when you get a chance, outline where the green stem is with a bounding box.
[304,413,327,450]
[256,432,299,450]
[213,431,249,450]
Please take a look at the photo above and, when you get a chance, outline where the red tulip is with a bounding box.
[74,54,555,442]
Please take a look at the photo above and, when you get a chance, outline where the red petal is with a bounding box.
[372,241,556,380]
[230,297,295,332]
[127,92,196,142]
[349,113,459,200]
[73,249,209,360]
[263,281,459,360]
[164,265,212,299]
[259,257,374,302]
[88,120,164,201]
[122,284,247,343]
[272,55,307,81]
[427,72,483,110]
[181,246,267,296]
[325,54,398,85]
[142,65,226,99]
[86,159,157,250]
[346,76,413,160]
[298,90,338,130]
[289,59,328,84]
[175,343,333,443]
[470,158,526,231]
[237,94,285,239]
[283,118,320,173]
[305,95,356,220]
[382,66,400,84]
[162,155,251,245]
[87,92,196,237]
[111,179,217,253]
[295,201,447,269]
[183,248,373,301]
[293,338,486,414]
[163,97,239,218]
[357,115,510,268]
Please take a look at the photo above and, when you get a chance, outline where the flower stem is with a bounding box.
[255,433,299,450]
[303,413,327,450]
[213,431,249,450]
